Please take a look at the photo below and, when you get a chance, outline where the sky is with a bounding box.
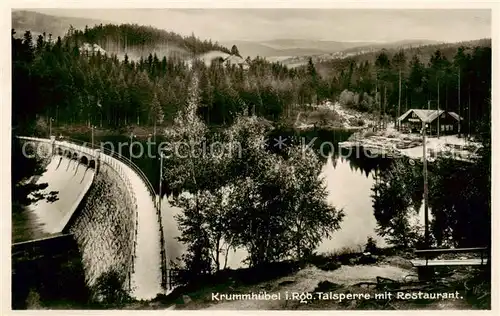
[32,9,491,43]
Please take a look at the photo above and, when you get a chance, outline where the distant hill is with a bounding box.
[220,39,442,59]
[13,10,488,70]
[339,39,442,55]
[339,38,491,64]
[12,10,105,38]
[309,38,492,79]
[260,39,371,52]
[221,39,371,58]
[12,10,232,61]
[278,38,491,69]
[220,41,291,58]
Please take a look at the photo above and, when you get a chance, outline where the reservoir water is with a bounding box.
[13,155,95,242]
[159,153,389,269]
[67,129,409,269]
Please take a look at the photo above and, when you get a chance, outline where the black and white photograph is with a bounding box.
[7,3,495,311]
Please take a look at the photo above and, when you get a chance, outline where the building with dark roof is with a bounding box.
[397,109,463,135]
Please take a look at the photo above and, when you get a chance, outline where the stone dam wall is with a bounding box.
[66,161,137,293]
[14,137,156,302]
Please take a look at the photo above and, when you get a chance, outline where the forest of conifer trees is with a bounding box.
[12,24,491,136]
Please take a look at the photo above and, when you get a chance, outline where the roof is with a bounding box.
[223,55,249,69]
[426,109,446,122]
[448,112,464,121]
[397,109,445,123]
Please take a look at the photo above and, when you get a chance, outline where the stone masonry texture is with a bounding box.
[68,162,135,293]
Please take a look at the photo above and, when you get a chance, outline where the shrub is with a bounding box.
[307,109,341,125]
[463,269,491,309]
[331,246,359,257]
[339,89,355,107]
[364,131,375,138]
[308,253,342,271]
[34,116,48,137]
[92,270,131,305]
[364,237,378,254]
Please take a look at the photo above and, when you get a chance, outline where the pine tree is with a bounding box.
[392,50,406,128]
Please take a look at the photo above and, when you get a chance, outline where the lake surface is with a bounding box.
[69,129,399,269]
[13,156,95,243]
[159,154,388,269]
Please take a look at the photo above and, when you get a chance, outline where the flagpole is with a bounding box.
[437,80,440,139]
[98,99,103,127]
[458,67,461,137]
[159,152,163,211]
[422,120,429,247]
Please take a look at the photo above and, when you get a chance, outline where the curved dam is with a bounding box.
[17,137,163,301]
[97,153,162,300]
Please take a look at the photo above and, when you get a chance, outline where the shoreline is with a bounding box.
[339,131,482,162]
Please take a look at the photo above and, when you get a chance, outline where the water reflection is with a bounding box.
[317,155,387,254]
[71,129,396,268]
[159,153,392,269]
[71,128,392,193]
[58,129,488,267]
